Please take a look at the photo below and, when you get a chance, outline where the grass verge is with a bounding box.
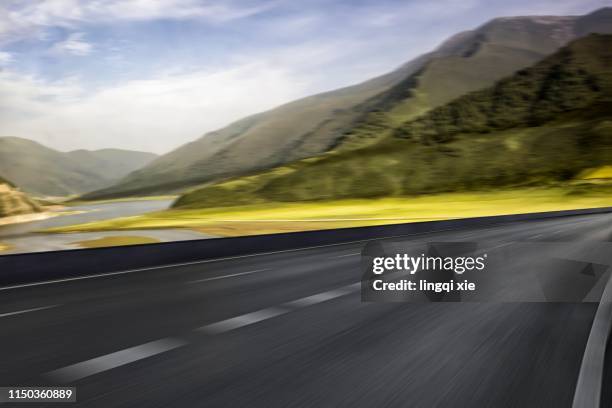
[72,236,161,248]
[45,186,612,237]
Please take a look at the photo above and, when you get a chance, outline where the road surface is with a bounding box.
[1,212,611,407]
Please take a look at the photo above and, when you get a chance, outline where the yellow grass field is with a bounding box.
[46,186,612,237]
[72,236,161,248]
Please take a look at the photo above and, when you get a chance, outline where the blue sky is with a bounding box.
[0,0,608,153]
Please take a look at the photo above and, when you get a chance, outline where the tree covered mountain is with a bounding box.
[82,7,612,200]
[174,34,612,208]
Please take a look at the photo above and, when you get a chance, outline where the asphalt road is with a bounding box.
[1,213,612,407]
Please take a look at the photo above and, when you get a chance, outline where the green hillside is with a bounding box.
[66,149,158,182]
[0,137,157,197]
[330,9,612,151]
[174,34,612,209]
[0,176,41,217]
[80,56,430,199]
[393,33,611,142]
[82,8,612,200]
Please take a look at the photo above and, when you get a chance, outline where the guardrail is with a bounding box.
[1,206,611,287]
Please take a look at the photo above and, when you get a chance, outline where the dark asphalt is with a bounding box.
[1,213,611,407]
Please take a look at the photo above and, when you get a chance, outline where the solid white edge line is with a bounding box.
[572,269,612,408]
[0,227,467,291]
[0,304,58,318]
[3,211,605,292]
[187,269,270,284]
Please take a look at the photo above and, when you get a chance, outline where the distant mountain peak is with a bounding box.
[67,147,158,156]
[0,138,159,196]
[491,15,574,23]
[586,7,612,16]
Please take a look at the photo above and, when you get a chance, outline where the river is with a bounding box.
[0,199,211,254]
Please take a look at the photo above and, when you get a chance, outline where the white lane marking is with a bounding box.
[197,282,361,334]
[42,282,362,383]
[0,225,485,291]
[0,304,58,318]
[3,210,610,292]
[187,269,270,284]
[285,283,361,308]
[46,338,187,383]
[196,307,289,334]
[41,281,362,383]
[479,242,512,253]
[469,241,515,256]
[572,271,612,408]
[456,232,479,239]
[332,253,361,258]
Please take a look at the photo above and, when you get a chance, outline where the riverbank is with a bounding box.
[0,212,59,227]
[0,198,213,254]
[66,195,178,206]
[43,186,612,237]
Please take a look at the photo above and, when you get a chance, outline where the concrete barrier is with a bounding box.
[1,206,611,286]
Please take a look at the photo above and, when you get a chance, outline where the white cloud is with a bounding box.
[50,32,92,56]
[97,0,277,22]
[1,0,607,156]
[0,0,278,44]
[0,61,312,153]
[0,51,13,65]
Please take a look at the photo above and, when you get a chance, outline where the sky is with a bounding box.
[0,0,608,154]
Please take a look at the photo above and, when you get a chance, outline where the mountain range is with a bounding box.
[172,33,612,208]
[0,137,157,197]
[82,7,612,200]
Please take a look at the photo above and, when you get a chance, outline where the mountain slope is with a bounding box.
[0,176,41,217]
[394,32,612,142]
[81,55,432,199]
[83,8,612,200]
[65,149,158,182]
[0,137,157,196]
[331,8,612,151]
[174,34,612,208]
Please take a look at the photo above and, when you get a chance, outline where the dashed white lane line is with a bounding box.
[285,283,361,308]
[332,253,361,258]
[481,242,513,252]
[197,307,289,334]
[197,282,362,335]
[45,282,361,383]
[46,338,187,383]
[187,269,270,284]
[0,305,58,318]
[455,232,479,239]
